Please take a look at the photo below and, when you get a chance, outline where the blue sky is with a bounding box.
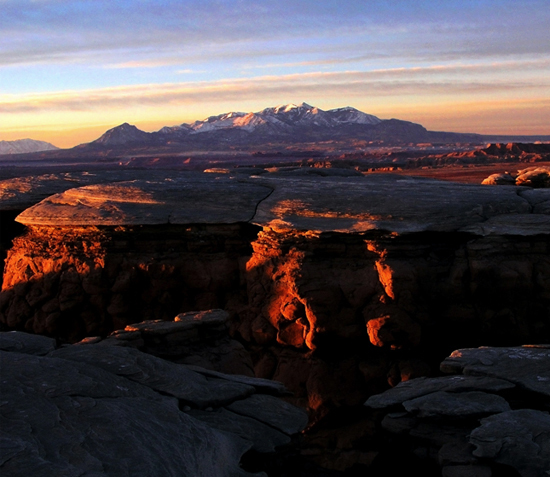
[1,0,549,146]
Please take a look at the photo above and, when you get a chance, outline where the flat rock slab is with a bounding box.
[470,409,550,477]
[0,331,56,356]
[125,309,229,336]
[50,345,256,408]
[402,391,511,418]
[251,174,533,233]
[175,309,230,326]
[0,170,171,211]
[441,346,550,397]
[16,174,273,225]
[365,375,515,409]
[0,351,253,477]
[227,394,309,435]
[13,172,548,236]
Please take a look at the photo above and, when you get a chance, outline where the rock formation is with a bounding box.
[482,166,550,188]
[365,344,550,476]
[409,143,550,169]
[0,329,308,476]
[1,169,549,471]
[79,309,256,377]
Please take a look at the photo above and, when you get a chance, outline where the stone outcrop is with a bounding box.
[482,166,550,188]
[77,309,256,377]
[0,330,307,477]
[0,170,217,287]
[1,170,549,440]
[365,345,550,477]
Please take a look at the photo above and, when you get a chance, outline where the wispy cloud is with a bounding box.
[2,61,549,114]
[1,0,549,70]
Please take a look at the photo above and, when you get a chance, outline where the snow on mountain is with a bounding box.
[176,103,381,136]
[189,111,248,133]
[0,139,59,154]
[328,107,381,126]
[158,124,192,134]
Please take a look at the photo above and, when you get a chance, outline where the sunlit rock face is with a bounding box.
[243,229,550,353]
[1,171,549,421]
[1,224,259,341]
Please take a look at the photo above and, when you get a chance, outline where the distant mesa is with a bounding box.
[0,138,59,155]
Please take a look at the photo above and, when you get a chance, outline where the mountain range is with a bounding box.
[85,102,484,151]
[4,103,549,161]
[0,139,59,155]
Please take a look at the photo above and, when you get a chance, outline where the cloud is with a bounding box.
[1,0,549,69]
[2,61,549,115]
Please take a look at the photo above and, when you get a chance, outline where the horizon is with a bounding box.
[1,0,550,148]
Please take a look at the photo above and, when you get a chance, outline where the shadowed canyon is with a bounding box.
[1,164,549,475]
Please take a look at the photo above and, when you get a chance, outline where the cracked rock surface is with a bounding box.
[0,330,307,477]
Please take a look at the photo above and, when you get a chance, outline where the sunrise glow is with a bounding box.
[1,0,549,147]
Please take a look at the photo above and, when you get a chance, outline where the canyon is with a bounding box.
[1,163,549,474]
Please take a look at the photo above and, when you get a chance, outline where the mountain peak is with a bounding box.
[0,138,59,155]
[93,123,150,146]
[273,102,315,114]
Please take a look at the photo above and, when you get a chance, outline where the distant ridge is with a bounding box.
[0,139,59,155]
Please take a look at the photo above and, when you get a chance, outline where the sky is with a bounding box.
[1,0,549,148]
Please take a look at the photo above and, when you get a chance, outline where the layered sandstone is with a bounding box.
[1,171,549,433]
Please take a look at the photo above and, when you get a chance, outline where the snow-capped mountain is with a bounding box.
[0,139,59,155]
[86,103,482,150]
[183,103,381,134]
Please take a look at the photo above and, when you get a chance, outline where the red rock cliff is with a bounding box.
[1,172,549,421]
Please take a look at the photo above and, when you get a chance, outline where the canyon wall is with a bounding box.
[1,223,257,341]
[1,171,549,424]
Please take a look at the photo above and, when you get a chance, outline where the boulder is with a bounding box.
[94,310,255,376]
[516,166,550,188]
[481,173,516,185]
